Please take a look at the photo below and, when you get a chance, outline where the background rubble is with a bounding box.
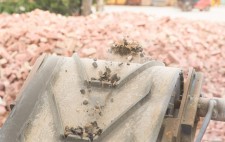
[0,10,224,141]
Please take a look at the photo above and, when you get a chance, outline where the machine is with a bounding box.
[0,40,224,142]
[178,0,211,11]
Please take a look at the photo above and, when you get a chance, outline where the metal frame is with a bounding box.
[159,68,204,142]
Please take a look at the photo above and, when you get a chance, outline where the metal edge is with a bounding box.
[0,55,60,142]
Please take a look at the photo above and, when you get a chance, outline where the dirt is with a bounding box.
[98,67,111,82]
[179,71,184,96]
[140,53,144,58]
[118,62,123,66]
[92,61,98,68]
[80,89,86,94]
[110,73,120,84]
[65,121,102,141]
[110,38,143,56]
[93,67,120,86]
[83,100,89,105]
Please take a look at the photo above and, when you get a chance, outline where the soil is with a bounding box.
[92,61,98,68]
[80,89,86,94]
[95,67,120,86]
[83,100,89,105]
[110,38,143,56]
[65,121,102,141]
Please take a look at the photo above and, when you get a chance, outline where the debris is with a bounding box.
[92,61,98,68]
[65,121,102,141]
[127,55,133,62]
[118,62,123,66]
[80,89,86,95]
[64,126,83,138]
[91,66,121,87]
[9,103,15,111]
[111,38,143,56]
[91,77,96,80]
[110,98,114,103]
[140,53,144,57]
[110,73,120,84]
[94,66,120,86]
[83,100,89,105]
[98,67,111,82]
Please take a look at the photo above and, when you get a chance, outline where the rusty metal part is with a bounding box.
[180,71,203,142]
[160,68,204,142]
[88,60,164,88]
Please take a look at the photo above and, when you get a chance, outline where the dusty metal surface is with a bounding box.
[0,55,181,142]
[180,71,203,142]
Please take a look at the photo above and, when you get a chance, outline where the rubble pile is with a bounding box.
[0,10,224,140]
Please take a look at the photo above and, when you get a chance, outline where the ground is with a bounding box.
[104,5,225,22]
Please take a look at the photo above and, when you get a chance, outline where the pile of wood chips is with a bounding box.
[0,9,225,141]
